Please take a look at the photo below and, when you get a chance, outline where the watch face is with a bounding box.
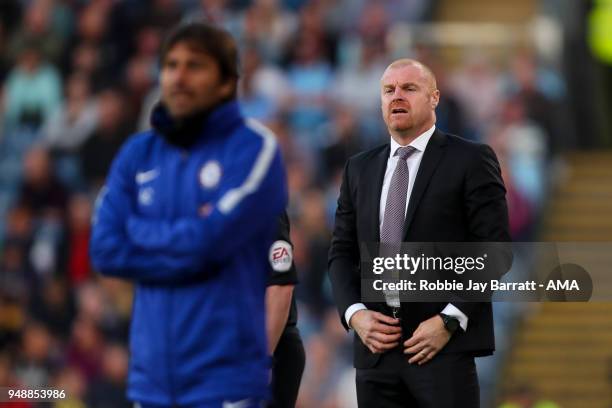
[441,314,459,332]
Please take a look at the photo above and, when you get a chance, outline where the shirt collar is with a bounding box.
[389,124,436,158]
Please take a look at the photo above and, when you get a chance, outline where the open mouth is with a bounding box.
[391,108,408,114]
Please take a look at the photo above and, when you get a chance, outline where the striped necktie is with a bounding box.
[380,145,417,307]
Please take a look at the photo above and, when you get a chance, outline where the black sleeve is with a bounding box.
[267,211,299,286]
[464,144,511,243]
[450,143,513,318]
[328,160,362,330]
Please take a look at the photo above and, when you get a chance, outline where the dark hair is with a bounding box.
[159,22,240,97]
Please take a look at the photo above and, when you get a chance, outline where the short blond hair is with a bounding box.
[384,58,437,91]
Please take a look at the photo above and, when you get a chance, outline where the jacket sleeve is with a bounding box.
[449,143,512,319]
[122,128,288,272]
[89,138,221,283]
[267,211,298,287]
[328,159,362,330]
[465,144,511,243]
[89,137,200,282]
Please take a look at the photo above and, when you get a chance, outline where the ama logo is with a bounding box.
[269,240,292,273]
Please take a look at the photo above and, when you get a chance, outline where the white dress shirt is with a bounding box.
[344,125,468,331]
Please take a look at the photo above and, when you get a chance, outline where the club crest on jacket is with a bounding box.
[199,160,222,189]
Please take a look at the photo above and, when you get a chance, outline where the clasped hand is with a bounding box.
[349,310,401,354]
[351,311,451,365]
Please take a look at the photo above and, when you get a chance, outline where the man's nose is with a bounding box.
[170,66,188,85]
[392,88,406,99]
[391,94,406,104]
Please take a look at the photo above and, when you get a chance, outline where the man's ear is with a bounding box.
[431,89,440,109]
[219,79,235,99]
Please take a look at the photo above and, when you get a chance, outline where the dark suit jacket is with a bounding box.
[328,129,511,369]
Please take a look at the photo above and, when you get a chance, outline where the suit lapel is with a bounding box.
[402,130,447,238]
[363,144,389,242]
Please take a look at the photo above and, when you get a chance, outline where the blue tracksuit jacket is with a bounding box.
[89,101,287,405]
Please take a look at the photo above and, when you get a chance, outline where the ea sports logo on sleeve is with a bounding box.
[269,240,293,272]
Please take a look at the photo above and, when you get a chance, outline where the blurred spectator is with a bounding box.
[3,45,62,132]
[60,195,93,286]
[0,295,27,354]
[1,205,36,302]
[134,24,162,63]
[85,344,131,408]
[488,97,548,210]
[75,2,113,50]
[450,51,504,139]
[335,0,431,31]
[78,88,133,188]
[238,46,286,122]
[68,1,118,87]
[48,0,77,43]
[0,239,34,304]
[319,104,364,179]
[334,39,387,142]
[297,311,350,407]
[140,0,183,30]
[42,72,98,153]
[507,51,566,102]
[71,280,130,344]
[262,120,314,191]
[507,51,564,155]
[422,55,469,138]
[29,278,76,341]
[286,160,314,209]
[75,283,109,326]
[8,0,65,64]
[11,153,65,283]
[122,25,162,112]
[17,146,69,219]
[293,1,337,65]
[240,0,297,63]
[496,161,533,240]
[295,189,332,318]
[52,366,87,408]
[95,278,133,341]
[354,1,388,46]
[284,31,334,148]
[66,317,104,382]
[0,352,31,408]
[123,57,157,117]
[68,42,103,86]
[188,0,227,24]
[14,322,58,389]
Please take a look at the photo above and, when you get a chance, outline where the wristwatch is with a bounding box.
[439,313,460,334]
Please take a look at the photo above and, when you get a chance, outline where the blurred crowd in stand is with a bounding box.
[0,0,569,406]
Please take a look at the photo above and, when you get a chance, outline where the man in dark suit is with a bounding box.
[328,58,510,407]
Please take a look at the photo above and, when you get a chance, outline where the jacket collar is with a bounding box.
[151,100,243,148]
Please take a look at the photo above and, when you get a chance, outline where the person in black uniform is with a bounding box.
[266,211,305,408]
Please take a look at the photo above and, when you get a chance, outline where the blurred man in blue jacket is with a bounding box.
[90,22,288,408]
